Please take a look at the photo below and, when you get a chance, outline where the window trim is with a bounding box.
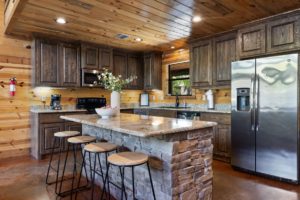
[168,61,192,96]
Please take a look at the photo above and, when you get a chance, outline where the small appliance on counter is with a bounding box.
[50,94,62,110]
[76,97,106,113]
[140,93,149,106]
[204,89,214,110]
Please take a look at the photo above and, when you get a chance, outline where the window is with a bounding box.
[168,62,192,96]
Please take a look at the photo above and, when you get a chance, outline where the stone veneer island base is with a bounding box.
[61,113,217,200]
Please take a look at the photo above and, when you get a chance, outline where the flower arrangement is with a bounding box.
[96,68,137,92]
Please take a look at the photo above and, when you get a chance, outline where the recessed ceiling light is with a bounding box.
[170,46,175,49]
[56,17,66,24]
[192,16,202,23]
[134,37,143,42]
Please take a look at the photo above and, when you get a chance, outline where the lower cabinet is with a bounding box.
[148,109,177,118]
[200,113,231,163]
[31,112,84,159]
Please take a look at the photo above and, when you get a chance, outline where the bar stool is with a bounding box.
[75,142,118,200]
[58,135,96,197]
[46,131,80,194]
[102,152,156,200]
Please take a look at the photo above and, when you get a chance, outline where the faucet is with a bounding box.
[175,94,180,108]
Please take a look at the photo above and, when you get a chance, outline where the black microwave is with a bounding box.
[81,69,101,87]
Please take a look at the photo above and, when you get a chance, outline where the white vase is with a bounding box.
[111,91,120,114]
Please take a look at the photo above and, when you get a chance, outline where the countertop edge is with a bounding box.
[60,114,218,138]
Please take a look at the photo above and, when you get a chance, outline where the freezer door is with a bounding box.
[256,54,298,181]
[231,59,256,171]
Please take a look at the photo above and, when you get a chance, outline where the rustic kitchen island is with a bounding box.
[61,113,216,200]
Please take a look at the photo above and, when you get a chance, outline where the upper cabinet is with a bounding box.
[113,50,144,90]
[266,15,300,54]
[237,24,266,58]
[33,39,80,87]
[213,32,236,86]
[237,13,300,58]
[190,31,236,88]
[81,43,113,71]
[60,43,80,87]
[144,52,162,90]
[190,40,213,88]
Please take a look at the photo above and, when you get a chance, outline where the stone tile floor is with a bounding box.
[0,156,300,200]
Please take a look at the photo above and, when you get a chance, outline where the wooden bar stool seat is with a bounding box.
[108,152,149,166]
[102,151,156,200]
[67,135,96,144]
[84,142,118,153]
[54,131,80,138]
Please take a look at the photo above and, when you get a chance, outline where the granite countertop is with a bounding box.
[61,113,217,137]
[30,108,87,113]
[120,106,231,114]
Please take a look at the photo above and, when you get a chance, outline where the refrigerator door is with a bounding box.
[231,59,256,171]
[256,54,298,181]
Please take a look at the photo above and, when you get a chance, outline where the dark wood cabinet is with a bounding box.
[127,53,143,89]
[31,112,84,159]
[113,51,128,79]
[213,32,236,86]
[190,39,213,88]
[81,43,113,71]
[200,113,231,163]
[237,24,266,58]
[33,38,80,87]
[148,109,177,118]
[112,51,144,90]
[40,123,64,154]
[144,52,162,90]
[60,43,80,87]
[33,39,60,87]
[267,16,300,53]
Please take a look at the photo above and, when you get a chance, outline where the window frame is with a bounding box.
[168,61,192,96]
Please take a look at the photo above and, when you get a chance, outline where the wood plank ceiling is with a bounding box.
[5,0,300,51]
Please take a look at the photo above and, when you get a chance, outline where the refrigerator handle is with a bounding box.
[255,75,260,132]
[250,74,255,132]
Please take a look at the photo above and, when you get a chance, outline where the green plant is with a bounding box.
[96,68,137,92]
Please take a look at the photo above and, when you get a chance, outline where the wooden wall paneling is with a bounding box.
[237,24,266,58]
[266,15,300,53]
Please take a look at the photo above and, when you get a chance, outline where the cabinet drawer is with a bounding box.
[39,112,86,123]
[200,113,231,125]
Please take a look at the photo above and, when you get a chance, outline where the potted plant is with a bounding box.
[96,69,136,112]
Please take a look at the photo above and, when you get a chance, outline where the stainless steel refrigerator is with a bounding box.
[231,53,299,182]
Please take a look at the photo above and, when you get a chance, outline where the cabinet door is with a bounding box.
[113,51,127,78]
[267,16,300,53]
[144,52,162,90]
[81,44,99,69]
[65,122,82,133]
[213,125,231,163]
[190,40,213,88]
[40,123,64,155]
[144,53,152,89]
[237,24,266,58]
[34,39,60,86]
[99,48,113,71]
[60,43,80,87]
[148,109,177,118]
[127,53,143,89]
[213,33,236,86]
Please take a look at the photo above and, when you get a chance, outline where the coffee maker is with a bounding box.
[50,94,62,110]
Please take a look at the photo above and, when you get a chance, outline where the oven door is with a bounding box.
[82,69,101,87]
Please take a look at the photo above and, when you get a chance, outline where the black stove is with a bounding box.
[76,97,106,113]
